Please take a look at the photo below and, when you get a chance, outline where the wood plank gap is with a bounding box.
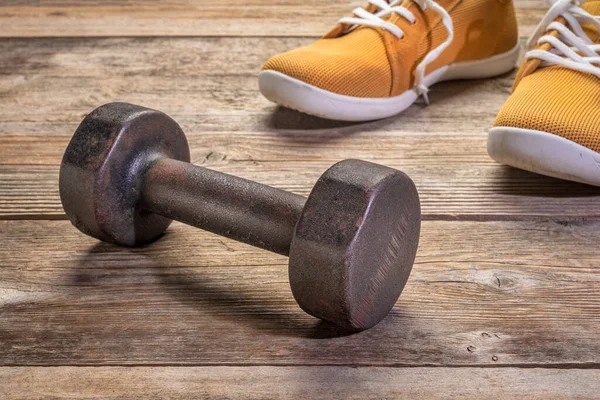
[0,214,67,221]
[2,214,600,222]
[1,362,600,369]
[0,35,327,40]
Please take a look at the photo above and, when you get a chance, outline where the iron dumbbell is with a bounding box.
[59,103,421,331]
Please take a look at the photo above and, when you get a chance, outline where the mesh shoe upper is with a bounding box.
[262,0,519,98]
[263,28,393,98]
[494,0,600,153]
[494,66,600,152]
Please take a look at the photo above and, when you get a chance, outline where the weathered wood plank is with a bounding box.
[1,219,599,366]
[0,0,544,37]
[3,160,600,220]
[1,366,599,399]
[0,2,596,397]
[0,36,516,132]
[2,37,600,219]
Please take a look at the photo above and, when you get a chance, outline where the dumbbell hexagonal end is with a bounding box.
[289,160,421,331]
[59,103,191,246]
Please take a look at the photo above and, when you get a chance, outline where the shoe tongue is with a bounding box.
[512,0,600,90]
[581,1,600,43]
[582,0,600,14]
[324,2,400,38]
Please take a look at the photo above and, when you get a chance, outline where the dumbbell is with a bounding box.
[59,103,421,331]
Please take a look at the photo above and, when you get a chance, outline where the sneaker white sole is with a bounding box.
[488,127,600,187]
[259,42,521,122]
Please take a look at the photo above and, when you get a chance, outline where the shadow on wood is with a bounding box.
[73,241,364,339]
[264,74,508,141]
[490,165,600,199]
[265,106,398,139]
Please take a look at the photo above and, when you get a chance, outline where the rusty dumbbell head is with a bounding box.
[290,161,421,330]
[60,103,421,331]
[59,103,191,245]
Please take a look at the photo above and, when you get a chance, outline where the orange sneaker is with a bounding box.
[489,0,600,186]
[259,0,520,121]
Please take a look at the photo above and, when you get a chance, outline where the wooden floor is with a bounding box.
[1,1,600,398]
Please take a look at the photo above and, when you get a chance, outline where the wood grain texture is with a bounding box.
[2,367,600,399]
[1,219,599,366]
[1,1,598,397]
[2,37,600,219]
[4,161,600,220]
[1,0,545,37]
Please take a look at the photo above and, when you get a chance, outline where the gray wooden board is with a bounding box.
[1,220,598,366]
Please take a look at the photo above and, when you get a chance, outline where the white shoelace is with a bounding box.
[338,0,454,103]
[526,0,600,78]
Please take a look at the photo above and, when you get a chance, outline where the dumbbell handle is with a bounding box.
[140,158,306,256]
